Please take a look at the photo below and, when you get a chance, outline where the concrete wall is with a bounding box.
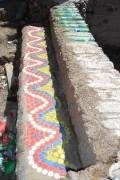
[50,2,120,179]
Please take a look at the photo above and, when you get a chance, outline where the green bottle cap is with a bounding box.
[0,143,6,151]
[3,159,16,175]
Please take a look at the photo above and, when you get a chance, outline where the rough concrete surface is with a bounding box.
[17,25,81,180]
[17,26,56,180]
[50,2,120,179]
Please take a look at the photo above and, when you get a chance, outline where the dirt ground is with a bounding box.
[0,1,24,179]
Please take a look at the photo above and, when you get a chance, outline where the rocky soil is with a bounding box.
[0,0,25,179]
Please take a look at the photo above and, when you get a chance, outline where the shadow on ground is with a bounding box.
[44,26,81,172]
[76,0,120,72]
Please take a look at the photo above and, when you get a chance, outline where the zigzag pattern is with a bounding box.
[22,26,80,179]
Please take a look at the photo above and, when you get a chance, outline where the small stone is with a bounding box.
[109,162,120,179]
[5,63,13,89]
[99,177,109,180]
[117,152,120,161]
[68,171,82,180]
[78,171,90,180]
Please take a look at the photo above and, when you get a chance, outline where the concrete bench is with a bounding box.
[16,25,80,180]
[50,2,120,179]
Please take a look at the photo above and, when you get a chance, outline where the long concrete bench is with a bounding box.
[50,2,120,179]
[16,25,81,180]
